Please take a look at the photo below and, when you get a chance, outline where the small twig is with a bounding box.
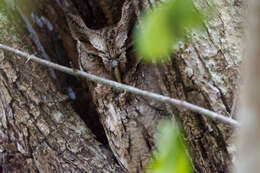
[0,43,240,127]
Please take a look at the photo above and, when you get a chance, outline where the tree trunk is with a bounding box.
[0,0,243,172]
[0,3,125,172]
[234,0,260,172]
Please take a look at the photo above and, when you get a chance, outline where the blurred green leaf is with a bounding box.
[146,121,192,173]
[135,7,175,62]
[135,0,212,62]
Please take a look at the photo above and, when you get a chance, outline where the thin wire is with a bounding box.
[0,43,240,126]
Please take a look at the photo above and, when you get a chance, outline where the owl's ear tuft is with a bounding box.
[66,13,107,52]
[116,0,133,48]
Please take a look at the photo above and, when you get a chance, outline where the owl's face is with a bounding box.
[66,0,133,78]
[99,28,127,74]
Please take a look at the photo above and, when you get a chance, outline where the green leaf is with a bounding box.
[135,7,175,62]
[135,0,211,62]
[146,121,192,173]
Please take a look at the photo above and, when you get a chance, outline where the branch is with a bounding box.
[0,43,240,127]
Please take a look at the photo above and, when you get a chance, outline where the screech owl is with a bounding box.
[66,0,134,82]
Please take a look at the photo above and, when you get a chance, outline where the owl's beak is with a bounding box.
[111,60,122,83]
[113,66,122,83]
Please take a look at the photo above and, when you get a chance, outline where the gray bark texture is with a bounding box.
[234,0,260,172]
[0,0,243,172]
[0,3,125,172]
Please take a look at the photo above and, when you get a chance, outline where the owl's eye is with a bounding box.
[102,57,110,64]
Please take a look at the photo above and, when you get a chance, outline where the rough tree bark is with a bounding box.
[0,3,125,173]
[0,0,243,172]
